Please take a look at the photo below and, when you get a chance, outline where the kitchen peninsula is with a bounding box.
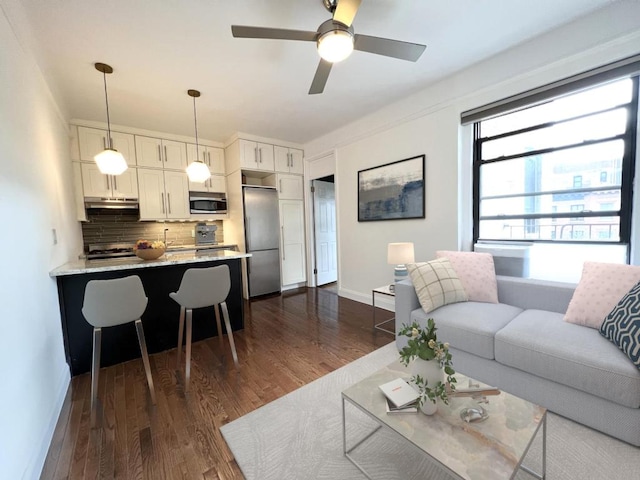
[50,250,250,375]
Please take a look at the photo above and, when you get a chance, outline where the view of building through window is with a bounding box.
[475,78,636,245]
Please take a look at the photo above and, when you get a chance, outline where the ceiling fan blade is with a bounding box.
[354,34,426,61]
[309,59,333,95]
[333,0,362,27]
[231,25,317,42]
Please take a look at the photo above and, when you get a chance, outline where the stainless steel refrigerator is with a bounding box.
[243,186,281,297]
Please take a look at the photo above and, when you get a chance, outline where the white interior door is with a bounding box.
[313,180,337,286]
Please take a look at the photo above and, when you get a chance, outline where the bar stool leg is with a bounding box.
[220,302,239,367]
[90,327,102,428]
[134,319,156,405]
[214,304,225,354]
[185,309,193,391]
[177,306,185,369]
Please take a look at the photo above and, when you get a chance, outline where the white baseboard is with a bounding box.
[338,287,394,312]
[26,366,70,480]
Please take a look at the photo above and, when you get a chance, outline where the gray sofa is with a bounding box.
[395,275,640,446]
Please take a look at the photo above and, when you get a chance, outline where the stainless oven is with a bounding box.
[189,192,227,214]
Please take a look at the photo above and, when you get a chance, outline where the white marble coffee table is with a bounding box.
[342,361,546,480]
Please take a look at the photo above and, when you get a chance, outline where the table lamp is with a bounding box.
[387,242,415,291]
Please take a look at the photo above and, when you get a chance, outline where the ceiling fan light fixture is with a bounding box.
[317,29,353,63]
[94,62,128,176]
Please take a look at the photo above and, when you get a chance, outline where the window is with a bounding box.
[472,76,638,247]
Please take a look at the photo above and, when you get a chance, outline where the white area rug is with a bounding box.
[221,343,640,479]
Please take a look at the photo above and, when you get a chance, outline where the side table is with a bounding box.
[372,285,395,335]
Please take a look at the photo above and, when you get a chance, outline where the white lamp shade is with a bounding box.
[186,160,211,183]
[94,149,128,175]
[317,30,354,63]
[387,242,415,265]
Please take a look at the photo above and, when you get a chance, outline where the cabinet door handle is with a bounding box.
[158,145,162,162]
[281,226,285,260]
[167,193,171,213]
[113,175,117,191]
[203,150,207,164]
[254,147,258,164]
[105,175,110,190]
[259,148,263,163]
[164,145,168,163]
[287,153,291,168]
[102,137,107,150]
[279,179,282,193]
[161,193,165,213]
[208,151,212,166]
[110,137,114,149]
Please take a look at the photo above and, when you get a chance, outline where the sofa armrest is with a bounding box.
[395,278,420,339]
[496,275,576,314]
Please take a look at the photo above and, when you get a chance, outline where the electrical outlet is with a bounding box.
[191,229,195,238]
[52,228,58,245]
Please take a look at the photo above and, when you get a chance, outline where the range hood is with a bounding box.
[84,197,139,210]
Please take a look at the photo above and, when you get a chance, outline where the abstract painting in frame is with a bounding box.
[358,154,425,222]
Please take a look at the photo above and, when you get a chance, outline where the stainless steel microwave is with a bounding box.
[189,192,227,214]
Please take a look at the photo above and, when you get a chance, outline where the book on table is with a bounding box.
[379,378,420,408]
[385,397,418,413]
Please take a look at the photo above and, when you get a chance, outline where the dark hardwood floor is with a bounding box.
[41,285,395,479]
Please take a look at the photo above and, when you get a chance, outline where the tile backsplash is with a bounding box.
[81,210,224,252]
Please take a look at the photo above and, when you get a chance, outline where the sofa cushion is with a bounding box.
[600,281,640,369]
[410,301,523,360]
[406,258,468,313]
[436,250,498,303]
[564,261,640,329]
[495,309,640,408]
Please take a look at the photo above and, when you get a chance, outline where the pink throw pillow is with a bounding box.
[564,262,640,329]
[436,251,498,303]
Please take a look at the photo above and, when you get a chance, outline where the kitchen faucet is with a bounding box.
[164,228,169,246]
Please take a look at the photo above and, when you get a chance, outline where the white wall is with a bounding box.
[0,2,82,478]
[304,1,640,304]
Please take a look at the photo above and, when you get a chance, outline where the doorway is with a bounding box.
[312,176,337,286]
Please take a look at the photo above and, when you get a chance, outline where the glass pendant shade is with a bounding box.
[94,148,128,175]
[186,160,211,182]
[317,30,354,63]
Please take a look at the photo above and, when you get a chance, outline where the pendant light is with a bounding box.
[93,63,128,175]
[186,89,211,183]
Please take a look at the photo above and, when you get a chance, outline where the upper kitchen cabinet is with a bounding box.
[274,146,304,175]
[226,139,274,172]
[277,174,304,200]
[189,174,226,194]
[187,144,225,175]
[135,136,187,170]
[80,163,139,199]
[78,126,136,165]
[138,168,190,220]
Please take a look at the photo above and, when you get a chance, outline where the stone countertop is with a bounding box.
[166,243,237,252]
[50,249,250,277]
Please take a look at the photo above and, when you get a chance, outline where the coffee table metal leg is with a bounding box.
[519,411,547,480]
[342,395,382,479]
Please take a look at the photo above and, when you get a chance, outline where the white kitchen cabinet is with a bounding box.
[277,174,304,200]
[274,145,304,174]
[78,126,136,165]
[187,144,225,175]
[189,174,226,193]
[280,200,307,286]
[135,136,187,170]
[239,139,274,171]
[80,163,138,199]
[138,168,189,220]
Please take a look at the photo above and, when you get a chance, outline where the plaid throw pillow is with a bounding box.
[407,258,468,313]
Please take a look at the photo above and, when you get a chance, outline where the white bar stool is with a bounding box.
[81,275,156,427]
[170,265,239,391]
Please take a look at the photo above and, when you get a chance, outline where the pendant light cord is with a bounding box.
[193,95,200,160]
[102,70,113,149]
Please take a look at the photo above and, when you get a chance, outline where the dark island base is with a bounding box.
[56,258,244,376]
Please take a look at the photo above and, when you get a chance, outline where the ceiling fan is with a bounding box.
[231,0,427,95]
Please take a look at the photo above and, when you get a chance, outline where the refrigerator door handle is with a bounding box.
[245,217,250,246]
[247,257,251,275]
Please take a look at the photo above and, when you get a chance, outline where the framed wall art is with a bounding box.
[357,154,425,222]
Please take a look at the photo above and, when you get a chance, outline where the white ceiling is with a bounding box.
[20,0,612,145]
